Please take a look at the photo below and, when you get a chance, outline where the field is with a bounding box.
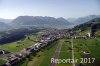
[73,38,100,66]
[56,38,100,66]
[0,34,38,65]
[19,40,59,66]
[0,36,100,66]
[57,39,72,66]
[0,34,38,53]
[0,59,7,66]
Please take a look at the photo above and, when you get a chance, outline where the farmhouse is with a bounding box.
[87,32,91,38]
[0,50,10,55]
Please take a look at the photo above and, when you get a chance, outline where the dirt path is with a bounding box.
[71,38,75,66]
[50,40,62,66]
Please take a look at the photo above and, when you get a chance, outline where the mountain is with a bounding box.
[11,16,71,29]
[0,18,12,23]
[0,22,11,31]
[72,18,100,36]
[67,15,100,25]
[1,15,99,29]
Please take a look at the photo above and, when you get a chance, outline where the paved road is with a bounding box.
[71,38,75,66]
[50,40,62,66]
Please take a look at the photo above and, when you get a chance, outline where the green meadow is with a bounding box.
[73,38,100,66]
[0,34,38,65]
[57,39,72,66]
[0,34,38,53]
[0,37,100,66]
[20,40,58,66]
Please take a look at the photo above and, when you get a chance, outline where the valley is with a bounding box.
[0,17,100,66]
[0,0,100,66]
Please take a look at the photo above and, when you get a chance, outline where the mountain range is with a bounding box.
[11,16,71,29]
[67,15,100,25]
[0,15,100,31]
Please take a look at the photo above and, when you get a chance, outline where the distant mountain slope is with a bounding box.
[68,15,100,25]
[11,16,71,29]
[72,18,100,36]
[0,22,11,31]
[0,18,12,23]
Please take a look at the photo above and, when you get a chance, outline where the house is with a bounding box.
[87,32,91,38]
[0,50,10,55]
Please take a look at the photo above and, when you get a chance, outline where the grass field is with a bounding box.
[0,59,7,66]
[0,37,100,66]
[0,34,38,66]
[19,38,100,66]
[57,39,72,66]
[19,40,59,66]
[0,34,37,53]
[73,38,100,66]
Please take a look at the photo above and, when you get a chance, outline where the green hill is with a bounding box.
[72,18,100,36]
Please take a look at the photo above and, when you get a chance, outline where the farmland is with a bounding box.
[0,34,38,53]
[0,34,38,65]
[57,39,72,66]
[19,40,59,66]
[0,35,100,66]
[73,38,100,66]
[56,38,100,66]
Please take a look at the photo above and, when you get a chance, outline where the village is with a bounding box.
[0,28,94,66]
[0,29,67,66]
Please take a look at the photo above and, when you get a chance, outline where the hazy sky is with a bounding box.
[0,0,100,19]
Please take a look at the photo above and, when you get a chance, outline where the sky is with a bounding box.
[0,0,100,19]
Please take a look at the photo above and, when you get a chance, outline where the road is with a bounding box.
[50,40,62,66]
[71,38,75,66]
[50,39,75,66]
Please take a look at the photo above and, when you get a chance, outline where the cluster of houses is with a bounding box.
[1,29,94,66]
[3,29,68,66]
[70,32,93,39]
